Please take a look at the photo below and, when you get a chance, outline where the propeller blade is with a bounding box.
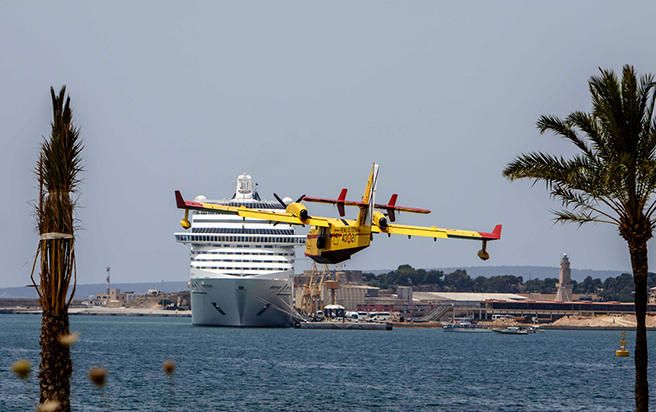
[273,193,287,208]
[296,194,306,203]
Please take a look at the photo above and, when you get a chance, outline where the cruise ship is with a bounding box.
[174,173,306,327]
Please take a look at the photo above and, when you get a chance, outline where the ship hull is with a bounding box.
[190,277,293,327]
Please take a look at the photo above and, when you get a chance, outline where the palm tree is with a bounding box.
[503,65,655,411]
[30,86,82,411]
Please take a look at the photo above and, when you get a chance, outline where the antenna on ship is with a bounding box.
[254,182,261,200]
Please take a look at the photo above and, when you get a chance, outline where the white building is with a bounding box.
[555,253,573,302]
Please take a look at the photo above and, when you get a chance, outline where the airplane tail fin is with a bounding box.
[337,188,347,217]
[175,190,186,209]
[357,163,379,226]
[481,224,503,240]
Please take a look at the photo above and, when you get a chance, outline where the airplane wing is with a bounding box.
[372,222,502,241]
[235,208,331,227]
[175,191,331,227]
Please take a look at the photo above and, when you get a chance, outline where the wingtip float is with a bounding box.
[476,225,502,260]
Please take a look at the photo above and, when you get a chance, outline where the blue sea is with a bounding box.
[1,314,654,411]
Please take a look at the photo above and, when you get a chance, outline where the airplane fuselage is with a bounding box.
[304,222,372,264]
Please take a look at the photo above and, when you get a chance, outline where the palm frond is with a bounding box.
[503,152,573,186]
[565,111,609,159]
[552,209,606,226]
[551,184,620,225]
[537,115,594,157]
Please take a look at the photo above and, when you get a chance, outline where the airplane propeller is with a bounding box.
[272,193,307,226]
[273,193,304,208]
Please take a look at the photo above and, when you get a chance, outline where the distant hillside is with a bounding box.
[437,266,627,281]
[0,281,189,299]
[365,266,627,281]
[0,266,628,299]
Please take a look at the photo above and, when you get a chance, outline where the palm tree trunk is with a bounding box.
[39,311,72,411]
[629,239,649,412]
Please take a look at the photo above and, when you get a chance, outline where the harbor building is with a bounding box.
[555,253,573,301]
[93,287,123,307]
[485,300,656,320]
[359,290,528,320]
[293,269,378,311]
[357,286,656,322]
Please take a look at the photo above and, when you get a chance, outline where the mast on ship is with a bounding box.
[235,173,254,201]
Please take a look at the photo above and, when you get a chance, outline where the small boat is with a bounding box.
[616,331,630,357]
[443,320,491,333]
[492,326,532,335]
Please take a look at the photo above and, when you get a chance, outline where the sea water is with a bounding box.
[1,314,654,411]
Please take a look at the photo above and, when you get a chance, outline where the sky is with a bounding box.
[2,1,656,287]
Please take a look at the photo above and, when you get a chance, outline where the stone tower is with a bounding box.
[555,253,573,301]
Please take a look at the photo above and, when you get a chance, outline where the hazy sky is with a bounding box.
[2,1,656,287]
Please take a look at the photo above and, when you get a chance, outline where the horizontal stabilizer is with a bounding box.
[301,197,367,207]
[373,194,430,222]
[302,188,368,217]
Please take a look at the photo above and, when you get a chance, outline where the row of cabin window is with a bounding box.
[193,266,289,271]
[192,258,292,263]
[193,244,291,249]
[178,235,303,243]
[191,251,294,256]
[191,227,294,235]
[192,218,293,226]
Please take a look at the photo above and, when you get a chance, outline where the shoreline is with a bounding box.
[3,308,656,330]
[0,307,191,318]
[539,325,656,331]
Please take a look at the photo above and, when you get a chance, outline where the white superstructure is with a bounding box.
[174,173,305,326]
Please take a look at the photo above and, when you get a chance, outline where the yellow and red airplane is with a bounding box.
[174,163,501,264]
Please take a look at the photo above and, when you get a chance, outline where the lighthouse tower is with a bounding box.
[555,253,573,301]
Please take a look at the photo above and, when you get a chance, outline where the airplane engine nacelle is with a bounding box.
[287,202,309,220]
[373,211,388,229]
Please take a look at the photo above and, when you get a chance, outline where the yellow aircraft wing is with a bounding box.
[175,190,330,228]
[235,208,330,227]
[372,222,502,242]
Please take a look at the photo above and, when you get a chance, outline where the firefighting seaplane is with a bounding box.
[174,163,502,264]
